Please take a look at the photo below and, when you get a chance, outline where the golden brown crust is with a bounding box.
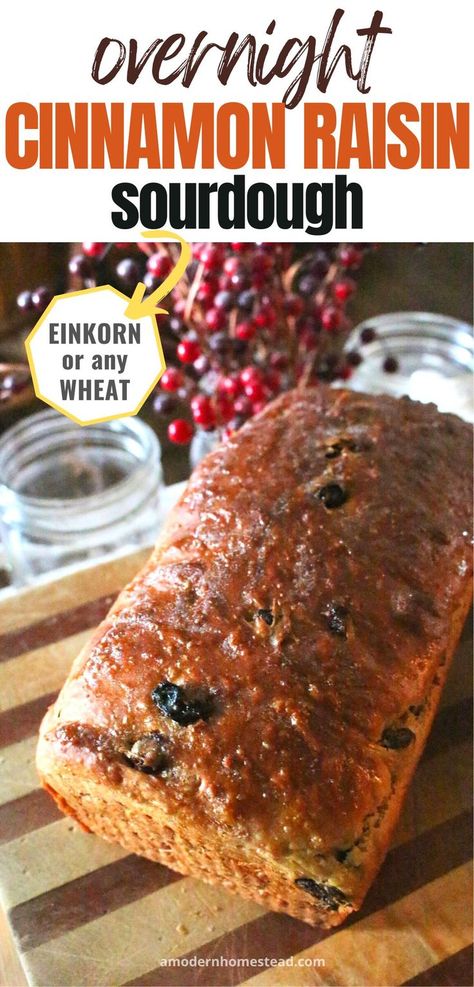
[37,387,473,926]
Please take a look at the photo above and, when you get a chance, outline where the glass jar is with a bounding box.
[0,410,163,586]
[190,428,220,469]
[344,312,474,420]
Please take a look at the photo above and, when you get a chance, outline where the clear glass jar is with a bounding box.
[344,312,474,420]
[190,428,220,469]
[0,410,163,586]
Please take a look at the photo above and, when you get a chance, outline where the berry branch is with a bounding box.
[151,242,378,443]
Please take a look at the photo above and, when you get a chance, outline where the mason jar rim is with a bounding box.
[346,311,474,371]
[0,409,162,516]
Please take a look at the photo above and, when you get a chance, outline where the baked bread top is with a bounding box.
[43,387,473,860]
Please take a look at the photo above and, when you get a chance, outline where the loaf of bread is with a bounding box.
[37,387,473,927]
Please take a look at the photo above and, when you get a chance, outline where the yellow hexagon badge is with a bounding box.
[25,284,166,426]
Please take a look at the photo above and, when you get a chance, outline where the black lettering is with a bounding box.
[334,174,363,229]
[139,183,169,228]
[111,183,139,229]
[169,183,197,228]
[246,182,274,229]
[276,182,304,229]
[217,175,246,229]
[305,182,334,235]
[198,182,218,228]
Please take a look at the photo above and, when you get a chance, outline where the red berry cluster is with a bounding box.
[0,364,32,407]
[150,242,376,443]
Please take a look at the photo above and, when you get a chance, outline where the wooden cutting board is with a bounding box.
[0,548,472,987]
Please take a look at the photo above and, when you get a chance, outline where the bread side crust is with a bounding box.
[37,584,472,928]
[334,587,473,902]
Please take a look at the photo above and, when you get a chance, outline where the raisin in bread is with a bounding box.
[37,387,473,927]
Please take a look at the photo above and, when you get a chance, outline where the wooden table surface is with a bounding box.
[0,550,472,987]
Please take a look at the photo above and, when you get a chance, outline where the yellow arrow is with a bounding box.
[124,230,192,319]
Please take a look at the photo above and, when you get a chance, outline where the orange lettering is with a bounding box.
[304,104,336,168]
[387,103,420,169]
[436,103,469,168]
[5,102,38,168]
[337,104,371,168]
[126,104,160,168]
[162,103,214,168]
[252,103,285,167]
[91,103,124,168]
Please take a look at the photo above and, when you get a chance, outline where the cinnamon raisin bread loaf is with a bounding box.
[37,387,473,927]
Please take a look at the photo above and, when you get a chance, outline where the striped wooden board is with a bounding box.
[0,550,472,987]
